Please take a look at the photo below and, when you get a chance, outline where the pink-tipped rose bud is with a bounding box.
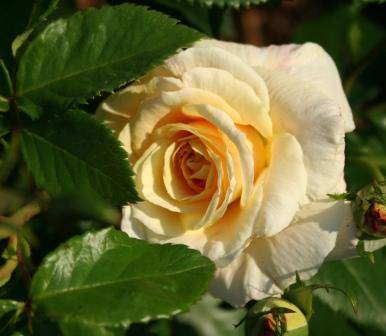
[364,203,386,237]
[354,181,386,238]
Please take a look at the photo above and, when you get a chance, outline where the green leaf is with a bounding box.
[14,96,43,120]
[30,228,215,326]
[309,298,357,336]
[21,110,139,205]
[312,248,386,332]
[59,320,125,336]
[0,300,24,318]
[16,4,202,116]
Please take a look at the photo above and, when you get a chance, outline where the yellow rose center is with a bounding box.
[174,141,211,193]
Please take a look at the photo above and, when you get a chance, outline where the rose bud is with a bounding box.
[353,181,386,238]
[245,298,308,336]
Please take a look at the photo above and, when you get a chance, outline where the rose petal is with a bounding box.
[209,247,280,307]
[210,199,353,306]
[184,104,255,207]
[130,202,184,236]
[181,67,271,137]
[148,173,265,266]
[255,132,307,237]
[196,40,354,132]
[165,46,272,137]
[258,67,346,200]
[134,141,207,213]
[157,121,240,229]
[96,76,182,133]
[131,88,241,154]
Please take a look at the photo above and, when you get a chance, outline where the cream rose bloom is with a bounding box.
[97,40,358,306]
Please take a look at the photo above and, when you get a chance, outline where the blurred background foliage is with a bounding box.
[0,0,385,335]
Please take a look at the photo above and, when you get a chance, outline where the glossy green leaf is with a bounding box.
[59,320,125,336]
[31,228,215,326]
[21,110,139,205]
[14,96,43,120]
[16,4,202,116]
[312,248,386,332]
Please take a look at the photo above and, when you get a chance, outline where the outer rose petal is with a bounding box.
[258,67,346,200]
[123,173,266,266]
[122,203,183,237]
[211,200,354,306]
[196,40,354,132]
[181,67,270,138]
[327,205,358,260]
[164,46,273,138]
[96,77,182,134]
[255,132,307,237]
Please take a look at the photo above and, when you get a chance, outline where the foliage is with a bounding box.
[31,228,214,327]
[21,110,139,205]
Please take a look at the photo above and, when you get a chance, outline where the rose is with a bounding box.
[97,39,358,306]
